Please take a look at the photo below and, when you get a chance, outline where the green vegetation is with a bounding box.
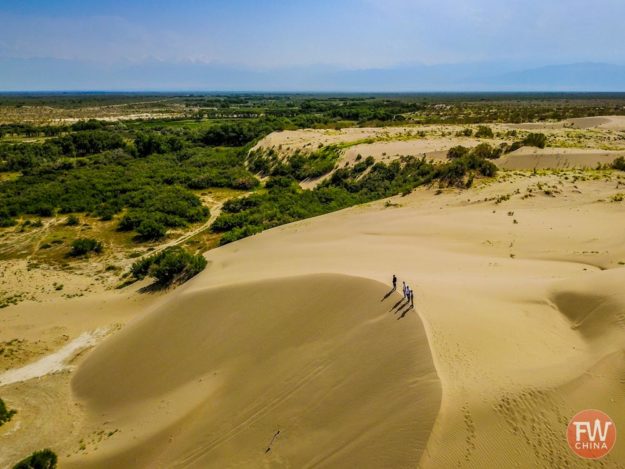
[474,126,494,138]
[129,246,207,286]
[504,132,548,153]
[12,449,57,469]
[448,143,502,160]
[0,127,254,240]
[69,238,103,257]
[612,156,625,171]
[447,145,470,160]
[248,145,341,181]
[522,132,547,149]
[212,153,497,244]
[3,93,625,263]
[65,214,80,226]
[0,398,17,426]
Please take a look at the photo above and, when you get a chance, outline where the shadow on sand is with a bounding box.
[381,287,396,301]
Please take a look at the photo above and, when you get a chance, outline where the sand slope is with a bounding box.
[497,147,625,170]
[70,274,440,468]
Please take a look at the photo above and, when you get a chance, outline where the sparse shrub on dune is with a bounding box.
[12,449,57,469]
[130,246,207,286]
[69,238,103,257]
[447,145,470,160]
[0,398,16,426]
[471,143,502,160]
[522,133,547,148]
[475,125,494,139]
[612,156,625,171]
[504,132,548,154]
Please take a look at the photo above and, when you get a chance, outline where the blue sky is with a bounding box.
[1,0,625,90]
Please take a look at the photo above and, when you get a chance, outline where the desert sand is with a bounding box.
[2,167,625,468]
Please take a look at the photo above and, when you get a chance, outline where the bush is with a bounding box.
[471,143,501,160]
[69,238,103,257]
[447,145,470,160]
[130,247,207,286]
[0,216,17,228]
[136,218,167,241]
[65,214,80,226]
[0,398,16,426]
[12,449,57,469]
[523,133,547,148]
[475,126,494,138]
[612,156,625,171]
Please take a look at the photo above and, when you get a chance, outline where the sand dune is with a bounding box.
[566,115,625,130]
[70,274,440,468]
[3,171,625,468]
[497,146,625,170]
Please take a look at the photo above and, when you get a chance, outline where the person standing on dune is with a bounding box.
[402,282,407,298]
[410,289,414,308]
[392,275,397,290]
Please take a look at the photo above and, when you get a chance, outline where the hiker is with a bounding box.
[392,275,397,290]
[402,282,407,298]
[410,289,415,308]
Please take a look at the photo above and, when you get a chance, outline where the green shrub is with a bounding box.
[65,214,80,226]
[69,238,103,257]
[12,449,57,469]
[447,145,470,160]
[130,247,207,286]
[0,398,16,426]
[0,215,17,228]
[612,156,625,171]
[475,126,494,138]
[471,143,501,160]
[523,133,547,148]
[136,218,167,241]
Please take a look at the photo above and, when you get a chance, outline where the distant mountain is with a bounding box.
[485,63,625,91]
[1,58,624,92]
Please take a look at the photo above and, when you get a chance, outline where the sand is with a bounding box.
[2,156,625,466]
[497,147,625,170]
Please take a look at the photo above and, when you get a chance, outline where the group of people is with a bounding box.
[392,274,414,308]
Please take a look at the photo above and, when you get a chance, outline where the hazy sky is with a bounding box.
[1,0,625,69]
